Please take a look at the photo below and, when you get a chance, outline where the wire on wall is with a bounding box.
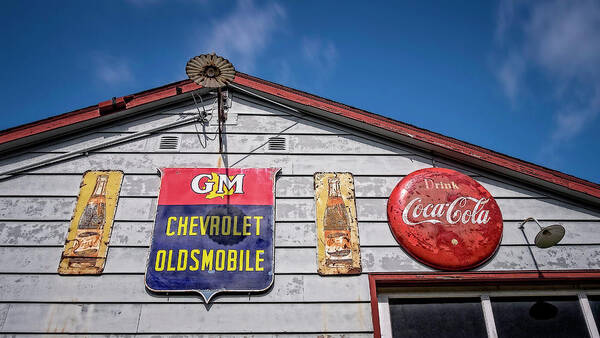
[191,91,218,149]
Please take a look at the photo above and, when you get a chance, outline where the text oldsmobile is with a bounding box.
[153,215,266,272]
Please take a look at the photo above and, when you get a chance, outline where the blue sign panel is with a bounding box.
[145,168,279,302]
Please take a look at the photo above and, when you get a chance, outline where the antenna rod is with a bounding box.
[217,87,224,154]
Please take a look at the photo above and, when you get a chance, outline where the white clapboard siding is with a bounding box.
[0,152,58,176]
[29,132,134,154]
[0,197,77,220]
[0,196,597,222]
[2,245,599,274]
[0,303,8,329]
[0,174,86,196]
[7,153,432,175]
[2,220,599,248]
[1,303,143,333]
[0,274,370,304]
[162,95,292,116]
[31,134,410,155]
[28,116,352,155]
[0,302,373,333]
[275,198,600,222]
[0,174,547,199]
[230,94,296,116]
[0,221,71,246]
[136,303,373,333]
[100,113,348,135]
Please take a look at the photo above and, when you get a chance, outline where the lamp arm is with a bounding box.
[519,217,543,230]
[518,223,543,277]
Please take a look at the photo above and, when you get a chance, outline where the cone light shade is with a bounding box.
[519,217,566,249]
[186,53,235,88]
[534,224,566,249]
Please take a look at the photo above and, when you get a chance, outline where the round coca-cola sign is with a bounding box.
[387,168,503,270]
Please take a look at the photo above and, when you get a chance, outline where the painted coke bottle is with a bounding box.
[74,175,108,255]
[323,177,352,267]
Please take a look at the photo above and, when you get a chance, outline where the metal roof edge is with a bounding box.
[232,73,600,205]
[1,71,598,205]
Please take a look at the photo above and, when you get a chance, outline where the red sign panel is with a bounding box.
[387,168,503,270]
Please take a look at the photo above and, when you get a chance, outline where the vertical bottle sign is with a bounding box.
[59,171,123,275]
[387,168,503,270]
[314,172,361,275]
[145,168,280,302]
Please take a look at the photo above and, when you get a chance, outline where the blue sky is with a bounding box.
[1,1,599,183]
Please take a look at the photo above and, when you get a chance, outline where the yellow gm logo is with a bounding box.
[191,173,245,199]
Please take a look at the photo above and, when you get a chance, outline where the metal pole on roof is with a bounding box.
[218,87,225,154]
[185,53,236,169]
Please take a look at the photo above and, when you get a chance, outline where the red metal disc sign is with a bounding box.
[387,168,503,270]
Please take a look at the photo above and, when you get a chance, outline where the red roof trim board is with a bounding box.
[1,72,599,201]
[0,80,201,145]
[234,73,600,200]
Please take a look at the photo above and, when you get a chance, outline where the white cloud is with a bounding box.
[495,0,600,157]
[201,0,285,72]
[301,37,338,74]
[496,52,525,104]
[91,53,134,86]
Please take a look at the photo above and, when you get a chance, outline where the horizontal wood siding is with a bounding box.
[3,220,599,248]
[2,246,599,275]
[1,303,372,333]
[0,93,598,335]
[0,196,596,222]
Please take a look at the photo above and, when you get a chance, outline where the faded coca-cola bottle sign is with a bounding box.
[387,168,503,270]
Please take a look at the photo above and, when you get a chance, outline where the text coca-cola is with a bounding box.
[401,196,491,226]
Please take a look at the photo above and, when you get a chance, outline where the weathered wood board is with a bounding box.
[0,274,370,303]
[0,303,373,333]
[2,245,599,274]
[2,220,599,248]
[0,174,549,198]
[1,153,432,175]
[0,196,597,222]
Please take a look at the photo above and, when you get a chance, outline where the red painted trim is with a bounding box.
[369,270,600,337]
[0,106,100,144]
[0,72,598,202]
[370,270,600,286]
[233,73,600,201]
[0,79,200,145]
[369,274,382,338]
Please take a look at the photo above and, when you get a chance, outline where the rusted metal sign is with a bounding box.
[58,170,124,275]
[314,172,361,275]
[387,168,503,270]
[145,168,280,302]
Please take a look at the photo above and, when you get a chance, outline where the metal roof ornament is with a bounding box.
[186,53,235,162]
[185,53,236,88]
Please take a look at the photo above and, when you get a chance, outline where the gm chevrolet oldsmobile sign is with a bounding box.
[145,168,280,302]
[387,168,503,270]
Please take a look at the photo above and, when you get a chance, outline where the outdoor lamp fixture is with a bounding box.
[519,217,566,249]
[519,217,566,278]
